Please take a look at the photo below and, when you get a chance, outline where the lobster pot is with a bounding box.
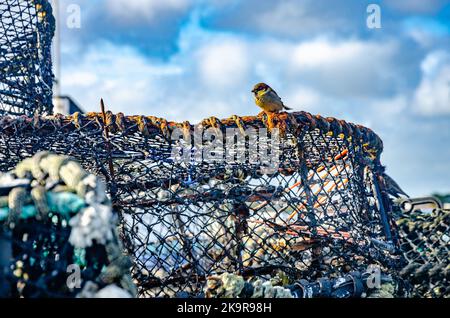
[397,208,450,298]
[0,0,55,116]
[0,112,398,297]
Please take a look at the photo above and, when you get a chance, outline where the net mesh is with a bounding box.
[0,0,54,116]
[0,111,402,297]
[397,208,450,298]
[0,153,136,298]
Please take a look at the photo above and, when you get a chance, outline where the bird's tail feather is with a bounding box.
[383,173,409,198]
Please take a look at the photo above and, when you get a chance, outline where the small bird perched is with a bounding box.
[252,83,291,113]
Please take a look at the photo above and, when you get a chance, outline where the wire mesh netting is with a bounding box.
[0,0,54,116]
[0,111,403,297]
[397,208,450,298]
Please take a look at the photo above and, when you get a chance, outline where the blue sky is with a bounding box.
[57,0,450,196]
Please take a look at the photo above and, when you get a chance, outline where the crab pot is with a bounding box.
[0,112,400,297]
[0,0,55,116]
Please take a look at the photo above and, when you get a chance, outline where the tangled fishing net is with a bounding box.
[0,0,54,116]
[0,152,136,298]
[397,207,450,298]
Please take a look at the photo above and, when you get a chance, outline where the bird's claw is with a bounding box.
[260,111,276,130]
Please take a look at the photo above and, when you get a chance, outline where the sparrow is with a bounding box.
[252,83,291,113]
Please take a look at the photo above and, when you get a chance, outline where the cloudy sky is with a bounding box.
[56,0,450,196]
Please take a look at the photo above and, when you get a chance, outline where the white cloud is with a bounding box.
[406,29,436,47]
[63,72,98,87]
[251,1,344,37]
[61,31,254,120]
[287,86,322,110]
[196,40,250,89]
[413,51,450,115]
[292,39,371,68]
[402,18,450,48]
[209,0,356,39]
[375,95,408,114]
[292,39,395,69]
[289,38,402,98]
[106,0,191,21]
[61,43,183,114]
